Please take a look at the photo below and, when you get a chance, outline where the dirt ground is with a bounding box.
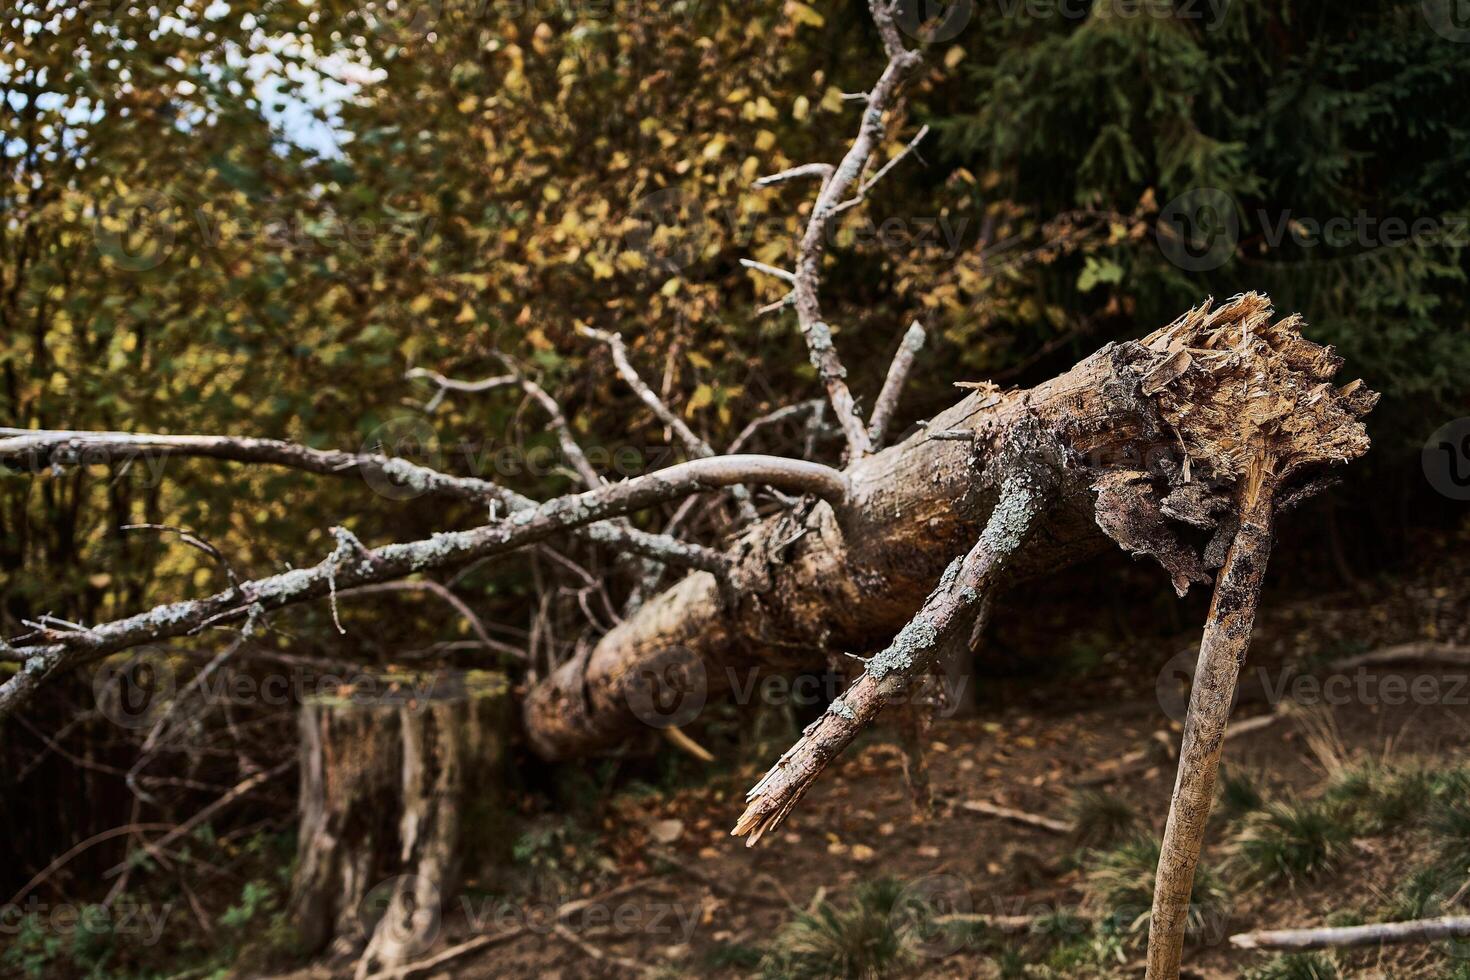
[273,542,1470,979]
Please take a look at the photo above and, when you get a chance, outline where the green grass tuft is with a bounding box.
[1227,800,1350,886]
[1082,836,1230,947]
[1243,952,1340,980]
[1066,789,1139,851]
[1431,794,1470,875]
[704,941,764,970]
[1324,763,1434,834]
[759,878,912,980]
[1217,766,1266,821]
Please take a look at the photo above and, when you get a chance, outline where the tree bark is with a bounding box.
[523,294,1376,762]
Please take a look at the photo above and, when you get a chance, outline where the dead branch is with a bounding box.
[100,758,295,879]
[121,523,240,587]
[958,799,1074,835]
[1230,916,1470,951]
[1146,300,1379,977]
[867,321,926,448]
[550,921,649,972]
[579,323,760,523]
[498,364,604,490]
[662,725,715,762]
[0,454,847,720]
[1146,471,1277,980]
[1333,642,1470,670]
[754,162,833,188]
[937,912,1054,933]
[727,400,824,455]
[766,0,926,459]
[645,846,787,907]
[0,425,722,574]
[364,876,665,980]
[335,580,526,661]
[732,468,1047,844]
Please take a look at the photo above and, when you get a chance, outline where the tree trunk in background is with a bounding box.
[288,671,510,972]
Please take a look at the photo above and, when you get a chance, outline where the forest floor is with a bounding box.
[300,530,1470,980]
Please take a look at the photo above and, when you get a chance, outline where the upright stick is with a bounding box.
[1146,461,1277,978]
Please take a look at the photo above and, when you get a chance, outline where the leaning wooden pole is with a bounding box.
[1145,460,1277,979]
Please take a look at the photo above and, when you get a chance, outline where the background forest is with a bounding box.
[3,0,1469,977]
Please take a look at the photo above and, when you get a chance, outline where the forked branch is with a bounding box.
[757,0,927,459]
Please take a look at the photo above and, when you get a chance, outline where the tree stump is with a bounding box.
[287,670,509,975]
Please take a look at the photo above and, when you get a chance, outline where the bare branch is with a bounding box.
[1146,459,1278,979]
[959,799,1073,835]
[504,370,603,490]
[727,400,824,455]
[404,367,515,411]
[867,322,926,448]
[829,125,930,217]
[121,523,240,588]
[0,427,515,506]
[753,162,833,188]
[1231,916,1470,952]
[412,358,604,490]
[1,454,847,719]
[738,258,796,283]
[0,426,719,575]
[781,0,925,460]
[756,293,794,316]
[335,580,526,661]
[404,367,517,394]
[411,364,731,598]
[870,0,914,60]
[579,323,761,523]
[732,468,1045,845]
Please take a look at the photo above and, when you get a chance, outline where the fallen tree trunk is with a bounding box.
[523,293,1376,761]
